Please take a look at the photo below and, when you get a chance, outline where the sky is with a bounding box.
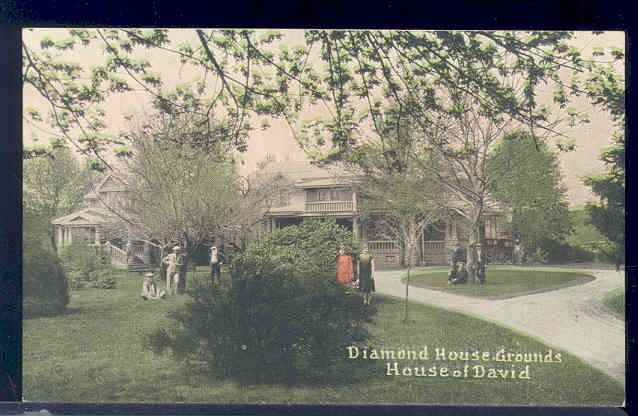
[22,29,625,206]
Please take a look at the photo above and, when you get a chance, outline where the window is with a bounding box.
[306,188,351,202]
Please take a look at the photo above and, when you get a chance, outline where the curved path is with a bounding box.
[374,268,625,384]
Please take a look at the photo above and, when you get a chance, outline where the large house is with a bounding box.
[52,162,514,271]
[262,161,514,268]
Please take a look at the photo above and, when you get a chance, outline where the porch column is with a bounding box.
[352,215,359,240]
[142,241,152,265]
[56,226,63,248]
[94,228,101,245]
[419,229,424,264]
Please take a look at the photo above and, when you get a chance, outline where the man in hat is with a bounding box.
[162,246,182,293]
[141,271,166,299]
[209,244,222,283]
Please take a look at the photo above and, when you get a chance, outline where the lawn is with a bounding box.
[23,267,623,405]
[603,287,625,319]
[405,266,594,298]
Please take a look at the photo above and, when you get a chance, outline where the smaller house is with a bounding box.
[51,174,127,248]
[51,174,158,271]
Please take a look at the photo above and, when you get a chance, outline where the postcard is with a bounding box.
[22,28,625,406]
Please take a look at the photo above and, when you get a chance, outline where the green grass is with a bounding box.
[405,266,594,298]
[603,288,625,319]
[23,268,623,405]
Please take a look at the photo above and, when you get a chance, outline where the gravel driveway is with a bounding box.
[374,267,625,384]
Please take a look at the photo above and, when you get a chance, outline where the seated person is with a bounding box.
[447,263,458,284]
[141,272,166,299]
[450,262,469,284]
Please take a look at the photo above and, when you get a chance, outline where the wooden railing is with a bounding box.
[103,241,127,266]
[367,240,401,268]
[422,240,446,251]
[368,240,399,252]
[305,200,353,213]
[421,240,448,265]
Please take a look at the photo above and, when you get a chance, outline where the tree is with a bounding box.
[23,146,94,250]
[582,46,625,269]
[22,29,294,168]
[23,30,609,167]
[124,114,241,293]
[228,157,294,251]
[23,235,69,317]
[486,130,572,257]
[349,113,444,318]
[584,140,624,268]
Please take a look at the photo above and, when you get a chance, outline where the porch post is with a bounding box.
[352,215,359,240]
[143,241,151,265]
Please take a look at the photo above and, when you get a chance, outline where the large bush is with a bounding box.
[149,219,370,384]
[59,244,116,289]
[24,238,69,318]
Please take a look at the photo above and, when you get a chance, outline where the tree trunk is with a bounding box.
[403,220,417,322]
[177,255,188,294]
[50,230,57,252]
[403,265,410,322]
[466,206,486,284]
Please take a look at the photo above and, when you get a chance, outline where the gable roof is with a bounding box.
[51,207,116,226]
[95,173,126,193]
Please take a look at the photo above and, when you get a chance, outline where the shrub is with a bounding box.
[92,269,118,289]
[148,219,371,384]
[603,288,625,318]
[243,219,363,277]
[59,244,116,289]
[24,238,69,318]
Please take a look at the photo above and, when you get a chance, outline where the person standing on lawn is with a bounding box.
[209,244,222,282]
[336,245,354,287]
[357,246,375,305]
[162,246,182,293]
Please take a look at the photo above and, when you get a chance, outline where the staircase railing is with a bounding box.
[103,241,127,266]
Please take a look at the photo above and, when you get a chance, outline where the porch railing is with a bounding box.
[421,239,448,264]
[367,240,401,268]
[305,200,353,213]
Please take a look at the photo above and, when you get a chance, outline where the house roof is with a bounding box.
[267,161,359,188]
[95,173,126,193]
[295,177,352,188]
[51,207,116,226]
[83,191,98,200]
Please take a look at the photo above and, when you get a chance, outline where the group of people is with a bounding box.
[142,242,376,304]
[447,245,487,285]
[336,245,376,305]
[141,245,185,299]
[141,244,224,299]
